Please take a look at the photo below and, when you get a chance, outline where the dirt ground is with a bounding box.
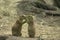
[0,0,60,40]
